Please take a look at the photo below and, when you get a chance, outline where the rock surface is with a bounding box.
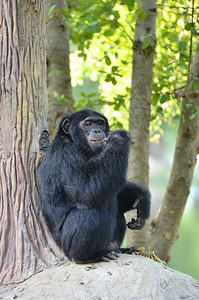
[0,254,199,300]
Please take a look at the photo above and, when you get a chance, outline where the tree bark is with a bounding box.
[126,0,157,246]
[150,41,199,262]
[0,0,64,285]
[45,0,74,138]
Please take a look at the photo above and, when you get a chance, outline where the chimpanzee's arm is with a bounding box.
[117,181,151,230]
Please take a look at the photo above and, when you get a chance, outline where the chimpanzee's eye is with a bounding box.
[85,120,91,126]
[97,121,105,126]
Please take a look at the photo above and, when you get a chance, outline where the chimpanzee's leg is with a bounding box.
[112,211,126,248]
[60,206,119,263]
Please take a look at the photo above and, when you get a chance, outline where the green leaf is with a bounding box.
[174,115,180,120]
[150,114,156,121]
[111,77,117,85]
[178,59,187,69]
[185,23,192,31]
[75,98,87,107]
[98,70,106,74]
[138,10,146,22]
[121,0,135,8]
[104,29,114,37]
[191,80,199,92]
[114,102,121,110]
[80,92,86,97]
[178,41,187,52]
[105,55,111,66]
[105,74,112,82]
[186,103,192,109]
[164,66,174,74]
[60,8,70,18]
[152,94,159,106]
[78,52,87,60]
[121,60,128,65]
[156,107,163,114]
[137,2,144,9]
[57,95,70,104]
[87,92,97,98]
[191,26,199,36]
[126,87,130,93]
[180,53,189,61]
[190,112,199,120]
[49,5,56,12]
[184,23,199,35]
[160,93,170,104]
[153,84,162,92]
[112,66,119,73]
[141,43,149,50]
[48,69,63,78]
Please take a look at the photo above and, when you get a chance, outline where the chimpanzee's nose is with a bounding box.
[94,129,101,133]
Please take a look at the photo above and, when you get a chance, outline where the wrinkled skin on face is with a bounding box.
[79,116,107,151]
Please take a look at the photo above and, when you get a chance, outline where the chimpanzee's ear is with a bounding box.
[62,119,70,134]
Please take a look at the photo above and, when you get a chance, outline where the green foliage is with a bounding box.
[190,106,199,120]
[140,34,156,52]
[64,0,120,46]
[137,9,146,22]
[48,69,63,78]
[50,0,199,133]
[74,91,102,110]
[105,55,111,66]
[56,94,70,104]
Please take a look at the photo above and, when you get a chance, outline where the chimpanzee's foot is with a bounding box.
[102,250,119,262]
[107,241,120,252]
[120,246,138,254]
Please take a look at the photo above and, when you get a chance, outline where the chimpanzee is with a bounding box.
[38,108,151,263]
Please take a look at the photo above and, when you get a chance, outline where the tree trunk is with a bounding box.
[126,0,157,247]
[0,0,64,285]
[150,41,199,262]
[45,0,74,138]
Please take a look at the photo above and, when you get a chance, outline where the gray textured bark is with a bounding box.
[45,0,74,138]
[0,0,64,285]
[150,41,199,262]
[126,0,157,247]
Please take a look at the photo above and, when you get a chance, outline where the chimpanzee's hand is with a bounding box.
[107,130,131,149]
[109,130,129,140]
[127,216,146,230]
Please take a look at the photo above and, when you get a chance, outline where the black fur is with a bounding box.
[38,109,151,263]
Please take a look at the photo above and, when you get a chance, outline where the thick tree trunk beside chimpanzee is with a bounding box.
[45,0,74,138]
[126,0,157,247]
[0,0,64,285]
[150,40,199,262]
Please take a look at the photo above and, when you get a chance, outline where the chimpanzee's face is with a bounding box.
[79,116,107,150]
[60,109,109,152]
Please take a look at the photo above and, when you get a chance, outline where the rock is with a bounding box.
[0,254,198,300]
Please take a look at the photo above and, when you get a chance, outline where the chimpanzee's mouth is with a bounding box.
[90,138,104,143]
